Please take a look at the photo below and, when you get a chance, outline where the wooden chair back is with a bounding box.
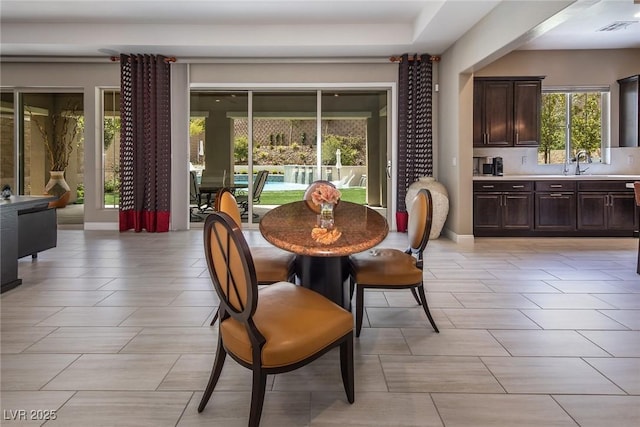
[407,189,433,257]
[215,188,242,227]
[203,212,258,323]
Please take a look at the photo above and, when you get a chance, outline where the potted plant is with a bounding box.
[26,101,82,208]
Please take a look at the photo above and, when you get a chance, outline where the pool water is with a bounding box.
[233,174,307,191]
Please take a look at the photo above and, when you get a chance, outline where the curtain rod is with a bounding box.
[110,56,176,63]
[389,55,440,63]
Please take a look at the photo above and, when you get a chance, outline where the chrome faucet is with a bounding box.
[574,150,590,175]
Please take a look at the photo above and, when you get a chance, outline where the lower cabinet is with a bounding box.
[577,181,638,234]
[474,179,637,237]
[473,181,533,236]
[534,181,576,231]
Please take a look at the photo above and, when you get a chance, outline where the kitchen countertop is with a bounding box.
[473,175,640,181]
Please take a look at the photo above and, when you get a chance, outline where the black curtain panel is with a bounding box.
[119,54,172,232]
[397,53,433,213]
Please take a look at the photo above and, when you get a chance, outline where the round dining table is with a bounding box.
[259,200,389,309]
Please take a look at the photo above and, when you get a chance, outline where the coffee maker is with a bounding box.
[492,157,503,176]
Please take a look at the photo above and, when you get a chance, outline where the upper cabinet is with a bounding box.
[617,74,639,148]
[473,77,543,147]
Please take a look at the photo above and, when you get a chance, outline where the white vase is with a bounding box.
[405,176,449,239]
[45,170,71,208]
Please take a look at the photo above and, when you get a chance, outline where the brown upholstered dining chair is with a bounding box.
[210,188,295,325]
[198,212,355,426]
[350,188,439,337]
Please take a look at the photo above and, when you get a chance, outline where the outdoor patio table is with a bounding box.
[259,200,388,309]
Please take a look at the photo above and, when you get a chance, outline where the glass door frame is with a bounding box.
[190,82,397,228]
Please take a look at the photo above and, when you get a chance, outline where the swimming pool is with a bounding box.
[233,174,308,191]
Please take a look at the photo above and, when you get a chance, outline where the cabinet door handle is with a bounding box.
[550,193,563,197]
[511,185,525,189]
[515,131,519,145]
[550,184,563,188]
[483,133,488,145]
[482,185,495,189]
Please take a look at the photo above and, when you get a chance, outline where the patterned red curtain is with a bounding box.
[119,54,171,232]
[397,53,433,213]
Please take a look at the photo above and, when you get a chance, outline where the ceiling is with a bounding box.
[0,0,638,60]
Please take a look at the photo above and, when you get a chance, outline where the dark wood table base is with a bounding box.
[295,255,352,310]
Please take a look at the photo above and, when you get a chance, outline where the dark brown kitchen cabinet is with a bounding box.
[577,181,638,235]
[534,181,576,231]
[618,74,639,147]
[473,77,543,147]
[473,181,533,235]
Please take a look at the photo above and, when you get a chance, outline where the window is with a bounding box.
[102,90,120,208]
[538,88,609,166]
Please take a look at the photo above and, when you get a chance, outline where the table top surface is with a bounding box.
[0,195,56,210]
[259,200,388,257]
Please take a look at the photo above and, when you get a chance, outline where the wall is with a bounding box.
[437,0,573,240]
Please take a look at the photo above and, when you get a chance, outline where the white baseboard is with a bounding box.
[84,222,119,231]
[442,228,475,243]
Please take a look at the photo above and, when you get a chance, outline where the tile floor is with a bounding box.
[2,229,640,426]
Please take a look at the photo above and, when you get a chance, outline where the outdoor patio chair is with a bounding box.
[237,169,269,218]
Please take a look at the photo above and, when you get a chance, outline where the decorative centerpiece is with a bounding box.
[310,184,341,229]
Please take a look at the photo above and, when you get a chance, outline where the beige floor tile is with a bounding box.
[120,307,214,327]
[584,357,640,394]
[482,356,623,394]
[422,280,493,293]
[366,307,452,329]
[578,330,640,356]
[310,391,443,427]
[96,290,182,306]
[121,327,216,353]
[0,306,64,327]
[159,353,275,391]
[24,327,141,354]
[443,308,540,329]
[36,307,138,327]
[429,269,498,280]
[360,290,388,307]
[553,395,640,427]
[0,327,57,353]
[1,354,79,390]
[433,393,577,427]
[600,309,640,330]
[543,269,622,281]
[98,276,187,291]
[26,277,115,291]
[489,270,561,280]
[170,278,217,291]
[354,328,411,355]
[402,328,510,356]
[482,280,561,293]
[0,391,75,426]
[523,293,616,309]
[0,290,114,306]
[48,391,192,427]
[180,391,311,427]
[385,290,462,308]
[43,354,180,391]
[544,280,630,293]
[380,355,504,393]
[453,292,539,309]
[490,330,610,357]
[521,309,631,330]
[169,291,219,306]
[274,352,387,392]
[593,293,640,309]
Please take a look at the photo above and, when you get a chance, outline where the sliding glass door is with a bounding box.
[189,88,389,225]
